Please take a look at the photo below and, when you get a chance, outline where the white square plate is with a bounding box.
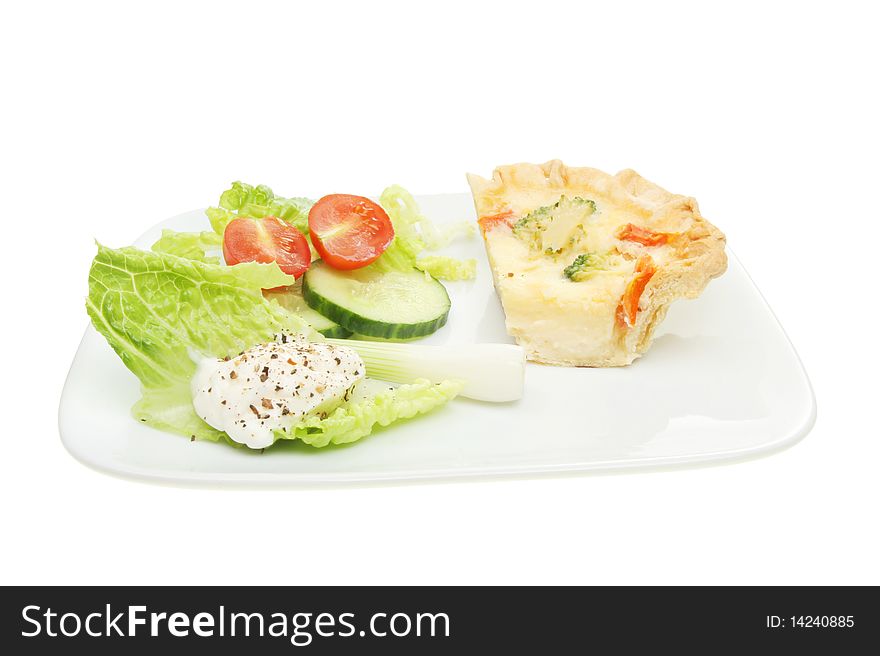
[59,194,815,486]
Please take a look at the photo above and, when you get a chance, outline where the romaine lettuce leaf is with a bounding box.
[276,379,462,447]
[211,181,313,235]
[151,229,222,263]
[133,382,228,443]
[86,245,309,441]
[206,207,237,235]
[372,185,476,280]
[414,255,477,281]
[219,181,275,211]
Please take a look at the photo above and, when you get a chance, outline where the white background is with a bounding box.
[2,0,877,585]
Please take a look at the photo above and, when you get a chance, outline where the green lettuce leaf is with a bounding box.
[206,207,237,235]
[86,245,310,441]
[151,229,222,263]
[372,185,429,271]
[133,382,227,443]
[86,244,461,448]
[219,181,275,211]
[210,181,313,235]
[276,379,462,447]
[414,255,477,281]
[372,185,476,280]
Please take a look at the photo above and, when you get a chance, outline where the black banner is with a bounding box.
[1,587,876,653]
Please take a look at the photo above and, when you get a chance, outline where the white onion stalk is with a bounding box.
[327,339,525,403]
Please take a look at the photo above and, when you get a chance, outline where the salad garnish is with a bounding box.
[86,182,522,450]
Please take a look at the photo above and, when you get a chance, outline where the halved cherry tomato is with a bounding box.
[478,209,515,234]
[222,216,312,279]
[615,255,657,329]
[307,194,394,270]
[616,223,672,247]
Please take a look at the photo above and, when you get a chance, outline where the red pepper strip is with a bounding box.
[478,210,514,234]
[616,223,671,247]
[615,255,657,329]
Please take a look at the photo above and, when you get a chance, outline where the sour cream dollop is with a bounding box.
[192,335,365,449]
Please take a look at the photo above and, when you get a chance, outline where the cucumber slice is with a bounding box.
[302,261,450,339]
[264,286,353,338]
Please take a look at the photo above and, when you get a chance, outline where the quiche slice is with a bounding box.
[466,160,727,366]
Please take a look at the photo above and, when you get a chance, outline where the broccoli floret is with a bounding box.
[563,253,603,281]
[512,196,596,256]
[512,206,552,249]
[570,196,596,212]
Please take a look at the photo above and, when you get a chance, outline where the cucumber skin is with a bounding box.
[315,323,353,339]
[263,287,352,339]
[302,270,450,340]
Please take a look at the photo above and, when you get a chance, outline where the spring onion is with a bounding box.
[327,338,525,402]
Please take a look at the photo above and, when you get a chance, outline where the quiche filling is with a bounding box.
[490,193,673,332]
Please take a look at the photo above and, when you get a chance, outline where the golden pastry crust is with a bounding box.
[467,160,727,367]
